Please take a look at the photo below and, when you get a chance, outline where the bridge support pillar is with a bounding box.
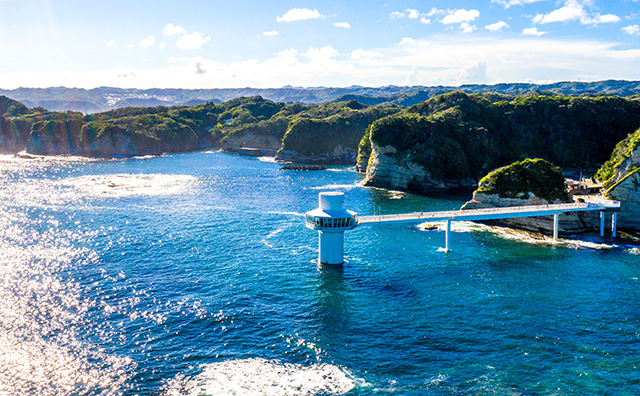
[612,212,617,238]
[553,214,559,241]
[600,212,605,237]
[444,219,452,252]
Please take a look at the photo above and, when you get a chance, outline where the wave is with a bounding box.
[165,358,355,396]
[266,210,305,217]
[418,220,629,250]
[309,184,361,190]
[62,174,197,197]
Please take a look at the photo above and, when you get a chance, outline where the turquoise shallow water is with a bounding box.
[0,150,639,395]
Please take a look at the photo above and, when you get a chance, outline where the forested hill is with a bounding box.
[0,95,399,157]
[2,79,640,113]
[358,92,640,194]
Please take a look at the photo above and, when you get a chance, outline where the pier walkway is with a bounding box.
[357,200,621,251]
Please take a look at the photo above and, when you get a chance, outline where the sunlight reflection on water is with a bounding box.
[0,159,134,395]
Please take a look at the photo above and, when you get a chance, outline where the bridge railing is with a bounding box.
[356,200,620,224]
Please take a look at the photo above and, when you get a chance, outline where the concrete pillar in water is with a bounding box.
[612,212,618,238]
[553,214,559,241]
[600,211,605,237]
[444,219,452,252]
[305,192,357,265]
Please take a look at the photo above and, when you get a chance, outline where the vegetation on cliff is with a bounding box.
[0,96,32,117]
[475,158,570,202]
[0,95,400,158]
[360,92,640,183]
[595,127,640,187]
[279,101,399,157]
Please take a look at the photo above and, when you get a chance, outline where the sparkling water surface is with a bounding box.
[1,151,639,395]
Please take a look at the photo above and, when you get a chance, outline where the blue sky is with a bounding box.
[1,0,639,89]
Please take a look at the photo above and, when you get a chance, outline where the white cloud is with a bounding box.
[4,35,640,90]
[176,32,211,50]
[390,8,443,21]
[277,49,299,58]
[486,21,509,31]
[333,22,351,29]
[460,23,477,34]
[277,8,323,23]
[166,56,190,63]
[399,37,416,45]
[263,30,279,36]
[460,62,488,84]
[406,9,420,19]
[441,9,480,25]
[622,25,640,35]
[137,35,155,48]
[592,14,621,24]
[523,27,546,36]
[106,40,117,47]
[304,46,339,61]
[533,1,621,25]
[533,2,584,24]
[163,23,186,36]
[492,0,546,8]
[351,49,383,59]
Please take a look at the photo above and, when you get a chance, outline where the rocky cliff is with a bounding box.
[275,102,398,164]
[358,92,640,195]
[461,192,599,235]
[361,141,476,193]
[598,128,640,230]
[460,159,599,235]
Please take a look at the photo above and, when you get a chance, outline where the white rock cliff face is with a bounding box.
[461,192,599,235]
[221,130,282,151]
[361,142,476,193]
[606,155,640,230]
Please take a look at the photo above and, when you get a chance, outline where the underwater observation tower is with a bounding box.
[305,192,357,265]
[305,192,620,262]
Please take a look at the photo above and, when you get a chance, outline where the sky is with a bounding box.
[0,0,639,89]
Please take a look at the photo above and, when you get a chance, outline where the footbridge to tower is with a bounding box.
[305,192,621,265]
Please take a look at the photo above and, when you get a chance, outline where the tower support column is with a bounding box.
[553,214,559,241]
[319,231,345,265]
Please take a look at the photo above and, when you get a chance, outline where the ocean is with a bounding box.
[1,150,639,395]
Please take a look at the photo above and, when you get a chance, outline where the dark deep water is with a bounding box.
[1,150,639,395]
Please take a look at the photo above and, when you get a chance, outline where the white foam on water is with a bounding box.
[165,358,355,396]
[419,220,626,250]
[266,211,305,217]
[417,221,484,234]
[63,174,198,197]
[262,225,289,248]
[627,247,640,254]
[257,156,277,163]
[309,183,361,190]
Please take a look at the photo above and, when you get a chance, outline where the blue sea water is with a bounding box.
[1,150,639,395]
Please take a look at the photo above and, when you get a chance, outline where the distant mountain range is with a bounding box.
[1,80,639,113]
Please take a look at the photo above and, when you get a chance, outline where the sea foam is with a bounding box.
[165,358,355,396]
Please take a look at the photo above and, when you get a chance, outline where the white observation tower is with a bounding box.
[305,192,357,265]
